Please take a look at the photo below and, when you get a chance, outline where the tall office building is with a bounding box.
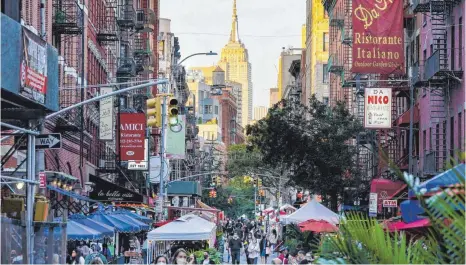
[218,0,253,128]
[253,106,268,120]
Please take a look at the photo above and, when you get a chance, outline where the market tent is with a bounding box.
[147,214,216,241]
[69,214,115,237]
[120,209,153,224]
[89,211,141,233]
[50,219,103,241]
[409,163,465,197]
[281,199,340,225]
[108,211,150,231]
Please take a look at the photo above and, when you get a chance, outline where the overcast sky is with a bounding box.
[160,0,306,107]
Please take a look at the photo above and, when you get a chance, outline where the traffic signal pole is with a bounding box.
[159,91,167,220]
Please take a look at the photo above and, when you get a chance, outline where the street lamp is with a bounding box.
[176,51,218,66]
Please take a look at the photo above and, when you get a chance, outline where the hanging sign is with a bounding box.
[364,88,392,129]
[99,87,114,140]
[382,200,397,208]
[352,0,404,74]
[39,171,46,188]
[369,192,378,217]
[119,113,146,161]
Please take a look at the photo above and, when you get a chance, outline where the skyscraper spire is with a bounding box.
[229,0,238,43]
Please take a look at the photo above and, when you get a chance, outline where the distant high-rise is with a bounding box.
[218,0,253,128]
[270,88,279,107]
[254,106,268,120]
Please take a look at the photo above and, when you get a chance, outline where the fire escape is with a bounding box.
[412,0,463,176]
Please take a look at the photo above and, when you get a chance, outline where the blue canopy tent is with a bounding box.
[400,200,425,223]
[69,214,115,238]
[48,219,104,241]
[108,211,150,231]
[409,163,465,197]
[118,209,153,224]
[89,211,141,233]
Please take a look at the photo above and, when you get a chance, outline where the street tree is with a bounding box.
[246,95,363,211]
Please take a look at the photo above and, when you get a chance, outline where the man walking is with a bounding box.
[229,232,243,264]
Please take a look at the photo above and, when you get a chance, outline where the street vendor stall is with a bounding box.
[281,199,340,225]
[146,214,217,260]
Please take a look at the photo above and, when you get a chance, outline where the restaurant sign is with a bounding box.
[364,88,392,129]
[119,113,146,161]
[352,0,404,74]
[89,175,143,202]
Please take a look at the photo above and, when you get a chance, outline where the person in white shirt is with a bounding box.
[247,236,261,264]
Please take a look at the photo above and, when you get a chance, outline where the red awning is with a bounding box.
[154,220,172,227]
[370,179,406,214]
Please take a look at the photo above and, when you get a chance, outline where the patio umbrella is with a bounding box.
[66,220,103,240]
[299,219,338,233]
[108,211,150,231]
[114,209,153,224]
[89,211,141,233]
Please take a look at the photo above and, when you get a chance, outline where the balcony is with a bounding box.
[412,0,430,13]
[52,0,83,35]
[135,9,156,33]
[394,103,419,127]
[329,8,343,27]
[116,4,135,28]
[116,58,137,78]
[135,54,155,75]
[97,7,119,43]
[327,55,343,73]
[133,35,152,57]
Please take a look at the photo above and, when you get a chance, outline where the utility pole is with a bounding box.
[159,88,168,221]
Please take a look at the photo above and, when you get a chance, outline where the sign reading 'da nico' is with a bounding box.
[16,133,62,150]
[382,199,397,208]
[89,175,143,202]
[352,0,404,74]
[20,27,48,105]
[364,88,392,129]
[119,113,146,161]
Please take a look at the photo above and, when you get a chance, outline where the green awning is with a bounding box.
[167,181,201,196]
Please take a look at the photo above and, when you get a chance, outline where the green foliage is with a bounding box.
[200,177,255,219]
[246,96,363,210]
[189,248,222,264]
[317,154,465,264]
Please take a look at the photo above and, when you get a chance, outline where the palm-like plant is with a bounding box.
[316,154,465,264]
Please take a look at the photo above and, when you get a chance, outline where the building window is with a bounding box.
[204,105,212,114]
[423,130,427,153]
[323,33,329,51]
[323,64,329,83]
[459,17,463,68]
[451,116,455,158]
[323,97,329,105]
[215,106,219,114]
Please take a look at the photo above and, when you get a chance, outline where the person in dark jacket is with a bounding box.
[229,232,243,265]
[201,251,215,264]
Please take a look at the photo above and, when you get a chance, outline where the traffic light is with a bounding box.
[147,97,162,127]
[168,97,179,125]
[215,176,221,186]
[212,189,217,198]
[253,178,258,187]
[258,179,262,187]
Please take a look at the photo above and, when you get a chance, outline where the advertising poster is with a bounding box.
[369,192,378,217]
[99,87,114,140]
[119,113,146,161]
[20,27,48,104]
[352,0,404,74]
[364,88,392,129]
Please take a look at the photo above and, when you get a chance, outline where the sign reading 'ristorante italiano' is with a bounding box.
[352,0,404,74]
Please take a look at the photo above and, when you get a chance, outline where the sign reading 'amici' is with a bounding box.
[119,113,146,161]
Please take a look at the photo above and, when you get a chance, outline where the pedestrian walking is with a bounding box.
[278,247,288,264]
[247,236,260,264]
[202,251,215,264]
[229,232,243,264]
[172,248,188,265]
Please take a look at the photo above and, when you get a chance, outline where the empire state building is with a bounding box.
[218,0,253,127]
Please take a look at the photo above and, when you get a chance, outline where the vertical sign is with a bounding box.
[166,115,186,159]
[39,171,46,188]
[149,156,170,183]
[20,27,48,105]
[369,192,378,217]
[352,0,404,74]
[364,88,392,129]
[119,113,146,161]
[99,87,114,140]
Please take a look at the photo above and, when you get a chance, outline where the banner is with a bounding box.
[166,115,186,159]
[99,87,114,140]
[364,88,392,129]
[352,0,404,74]
[89,175,143,202]
[20,27,48,104]
[119,113,146,161]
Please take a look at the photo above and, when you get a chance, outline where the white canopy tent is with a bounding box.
[281,199,340,225]
[147,214,216,242]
